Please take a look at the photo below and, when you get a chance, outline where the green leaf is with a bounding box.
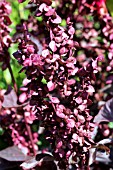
[0,127,4,136]
[108,122,113,128]
[107,0,113,17]
[41,77,47,84]
[37,141,42,146]
[3,69,12,84]
[37,16,43,22]
[60,19,66,27]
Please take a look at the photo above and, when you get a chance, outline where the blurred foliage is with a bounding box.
[1,0,112,90]
[60,19,66,27]
[8,44,26,89]
[0,0,113,163]
[107,0,113,17]
[0,0,50,152]
[0,0,31,90]
[0,127,4,136]
[108,122,113,129]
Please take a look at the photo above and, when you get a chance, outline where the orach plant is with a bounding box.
[1,0,113,170]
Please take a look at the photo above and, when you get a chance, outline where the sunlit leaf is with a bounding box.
[94,98,113,124]
[0,146,31,162]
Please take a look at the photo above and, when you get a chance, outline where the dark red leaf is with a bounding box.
[2,86,19,108]
[0,146,31,162]
[0,158,20,170]
[2,86,27,108]
[89,138,113,166]
[38,0,52,6]
[21,152,56,170]
[94,98,113,124]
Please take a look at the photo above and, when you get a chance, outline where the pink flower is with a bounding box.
[56,140,63,149]
[66,119,75,128]
[50,96,60,104]
[49,40,57,52]
[19,92,27,103]
[47,81,55,91]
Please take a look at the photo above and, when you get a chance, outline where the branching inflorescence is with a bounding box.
[1,0,113,169]
[13,1,98,169]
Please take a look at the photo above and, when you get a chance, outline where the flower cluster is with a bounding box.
[55,0,113,107]
[14,1,97,169]
[0,87,38,155]
[0,1,39,156]
[1,0,113,169]
[0,0,12,70]
[8,105,38,154]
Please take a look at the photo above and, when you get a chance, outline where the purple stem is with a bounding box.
[24,113,36,156]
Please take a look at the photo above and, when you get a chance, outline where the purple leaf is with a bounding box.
[2,86,18,108]
[106,75,113,84]
[2,86,28,108]
[0,146,31,162]
[0,157,20,170]
[89,138,113,166]
[20,157,38,169]
[21,152,55,170]
[94,98,113,124]
[36,153,54,162]
[96,151,111,164]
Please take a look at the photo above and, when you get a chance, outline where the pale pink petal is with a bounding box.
[47,81,55,91]
[86,85,95,93]
[50,97,60,103]
[66,119,75,128]
[49,41,57,52]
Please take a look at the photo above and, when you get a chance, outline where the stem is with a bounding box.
[7,62,18,93]
[4,49,18,92]
[24,114,36,156]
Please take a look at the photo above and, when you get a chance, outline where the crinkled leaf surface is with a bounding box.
[94,98,113,124]
[0,146,30,162]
